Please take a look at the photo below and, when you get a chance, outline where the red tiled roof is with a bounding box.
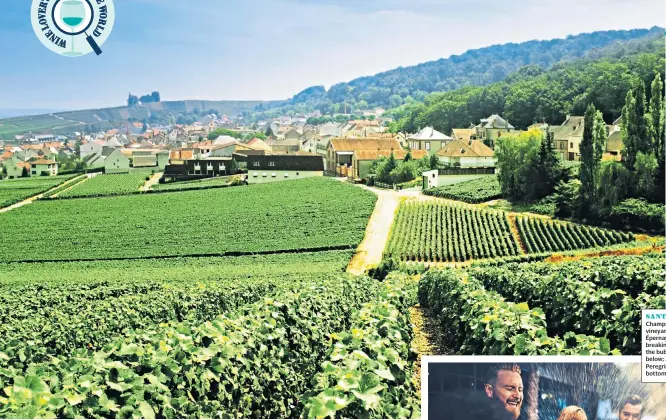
[330,137,402,152]
[436,139,494,158]
[355,149,428,161]
[31,158,57,165]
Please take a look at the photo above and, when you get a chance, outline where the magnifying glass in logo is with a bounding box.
[52,0,103,56]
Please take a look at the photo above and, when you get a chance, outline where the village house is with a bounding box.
[131,150,170,170]
[472,114,516,147]
[242,154,324,184]
[407,127,453,154]
[84,147,131,174]
[162,157,233,181]
[2,157,31,178]
[246,138,272,153]
[266,136,300,154]
[450,128,476,142]
[326,137,404,177]
[80,139,106,158]
[30,158,58,176]
[435,139,495,168]
[606,124,623,159]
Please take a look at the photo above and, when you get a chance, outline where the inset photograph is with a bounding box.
[424,357,665,420]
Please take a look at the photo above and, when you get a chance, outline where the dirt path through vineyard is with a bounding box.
[409,304,453,393]
[0,175,85,213]
[506,214,528,254]
[347,189,401,275]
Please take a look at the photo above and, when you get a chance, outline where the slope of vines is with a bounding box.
[516,216,634,253]
[385,202,518,262]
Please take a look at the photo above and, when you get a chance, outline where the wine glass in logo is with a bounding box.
[60,1,86,55]
[53,0,96,56]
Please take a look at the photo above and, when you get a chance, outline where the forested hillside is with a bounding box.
[244,27,663,120]
[391,35,665,133]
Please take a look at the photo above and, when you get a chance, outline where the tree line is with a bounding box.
[494,73,664,233]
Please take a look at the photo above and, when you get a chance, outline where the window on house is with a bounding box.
[269,161,275,167]
[296,172,300,176]
[271,173,276,177]
[252,173,258,177]
[284,173,289,177]
[254,161,260,167]
[570,142,573,148]
[425,142,431,151]
[262,173,267,177]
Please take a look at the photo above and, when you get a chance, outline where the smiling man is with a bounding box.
[482,364,525,420]
[618,395,643,420]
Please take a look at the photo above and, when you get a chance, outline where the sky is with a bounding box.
[0,0,664,110]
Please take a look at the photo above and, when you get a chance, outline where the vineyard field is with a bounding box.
[56,172,150,198]
[0,175,75,207]
[385,202,519,262]
[419,268,618,355]
[0,251,353,374]
[0,178,377,262]
[469,253,665,353]
[516,216,634,253]
[424,176,501,203]
[0,275,419,419]
[152,176,231,191]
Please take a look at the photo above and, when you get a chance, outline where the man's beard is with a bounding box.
[491,398,522,420]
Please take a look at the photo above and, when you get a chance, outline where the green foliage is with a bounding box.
[302,274,419,419]
[593,162,630,212]
[470,254,665,353]
[622,81,651,171]
[429,153,439,170]
[395,42,664,134]
[386,202,519,263]
[579,104,602,214]
[0,178,377,263]
[648,73,665,202]
[152,177,233,192]
[515,216,633,254]
[373,153,429,184]
[243,29,663,124]
[418,269,618,355]
[0,276,382,418]
[56,173,149,199]
[495,130,544,201]
[634,151,658,197]
[553,179,581,218]
[0,175,76,208]
[609,198,666,233]
[207,128,242,140]
[424,176,501,203]
[0,251,352,375]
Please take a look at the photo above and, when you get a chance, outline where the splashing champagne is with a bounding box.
[59,0,86,56]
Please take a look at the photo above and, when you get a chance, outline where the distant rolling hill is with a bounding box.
[0,100,281,139]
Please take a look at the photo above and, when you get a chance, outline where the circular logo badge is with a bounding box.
[31,0,115,57]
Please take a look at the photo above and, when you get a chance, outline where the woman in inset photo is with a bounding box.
[557,405,588,420]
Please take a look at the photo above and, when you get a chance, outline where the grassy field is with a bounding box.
[0,178,376,262]
[56,173,150,198]
[0,175,76,207]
